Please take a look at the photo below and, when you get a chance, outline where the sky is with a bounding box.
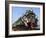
[12,7,40,23]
